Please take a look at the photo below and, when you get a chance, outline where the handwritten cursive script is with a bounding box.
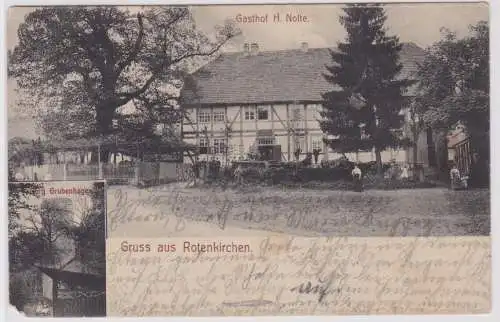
[106,236,491,316]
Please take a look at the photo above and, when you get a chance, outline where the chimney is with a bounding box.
[301,42,308,52]
[250,43,259,55]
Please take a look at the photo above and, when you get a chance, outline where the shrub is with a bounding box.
[365,178,436,190]
[240,167,263,183]
[296,167,352,182]
[263,167,294,185]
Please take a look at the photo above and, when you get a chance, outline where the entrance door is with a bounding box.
[258,146,273,161]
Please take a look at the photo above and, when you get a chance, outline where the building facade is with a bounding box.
[181,42,431,166]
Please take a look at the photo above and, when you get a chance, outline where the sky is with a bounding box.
[6,3,489,138]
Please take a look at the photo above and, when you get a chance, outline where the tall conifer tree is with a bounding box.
[320,4,413,175]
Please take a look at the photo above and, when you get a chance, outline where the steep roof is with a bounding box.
[182,42,426,106]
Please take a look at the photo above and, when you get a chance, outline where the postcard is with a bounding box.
[7,2,490,317]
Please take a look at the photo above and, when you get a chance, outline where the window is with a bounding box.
[199,138,209,154]
[257,106,269,120]
[257,137,275,146]
[198,111,211,123]
[213,110,225,123]
[312,139,323,150]
[213,139,225,154]
[244,107,255,120]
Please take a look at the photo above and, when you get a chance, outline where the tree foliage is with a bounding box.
[8,182,44,238]
[9,7,239,160]
[415,21,489,159]
[320,4,413,173]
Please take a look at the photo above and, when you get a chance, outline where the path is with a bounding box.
[106,184,490,238]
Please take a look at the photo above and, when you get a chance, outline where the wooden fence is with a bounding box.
[18,162,195,185]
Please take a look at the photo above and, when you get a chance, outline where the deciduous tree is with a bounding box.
[9,7,239,161]
[415,21,489,161]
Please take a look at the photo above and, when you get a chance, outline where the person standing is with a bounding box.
[450,162,467,190]
[234,164,244,185]
[401,163,409,179]
[352,164,363,192]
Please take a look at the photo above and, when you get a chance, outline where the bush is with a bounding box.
[260,166,352,185]
[241,167,264,183]
[358,161,392,175]
[365,178,436,190]
[296,167,352,182]
[262,167,294,185]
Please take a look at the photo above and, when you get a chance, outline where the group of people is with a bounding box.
[351,152,489,192]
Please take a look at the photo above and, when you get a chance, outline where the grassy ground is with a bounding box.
[107,184,490,237]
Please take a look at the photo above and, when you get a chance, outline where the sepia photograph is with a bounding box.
[6,2,490,316]
[8,181,106,317]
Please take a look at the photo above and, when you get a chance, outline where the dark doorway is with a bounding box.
[258,145,281,161]
[258,146,273,161]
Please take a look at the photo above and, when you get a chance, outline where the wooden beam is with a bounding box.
[271,105,275,131]
[210,106,214,141]
[286,104,290,161]
[195,106,200,147]
[255,105,258,132]
[271,105,290,131]
[229,108,241,128]
[304,104,308,154]
[239,106,243,157]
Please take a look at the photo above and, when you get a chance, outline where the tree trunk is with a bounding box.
[375,147,383,177]
[95,102,117,164]
[99,149,111,163]
[90,149,111,164]
[412,130,419,180]
[436,130,449,181]
[90,149,97,163]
